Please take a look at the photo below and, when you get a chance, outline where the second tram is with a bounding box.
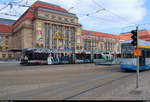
[120,40,150,71]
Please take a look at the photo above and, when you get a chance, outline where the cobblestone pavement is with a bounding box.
[0,63,150,100]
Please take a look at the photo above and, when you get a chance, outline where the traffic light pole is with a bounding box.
[136,26,139,88]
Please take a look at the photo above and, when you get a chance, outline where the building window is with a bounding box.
[70,27,75,48]
[5,41,8,45]
[76,46,79,50]
[58,25,63,48]
[5,36,8,39]
[51,15,56,19]
[0,46,2,51]
[41,44,43,48]
[36,43,40,48]
[0,35,2,39]
[8,54,12,59]
[84,39,87,50]
[52,24,57,48]
[2,54,6,61]
[45,14,49,18]
[70,19,74,23]
[58,16,62,21]
[44,23,50,48]
[88,40,91,51]
[5,47,8,51]
[2,54,6,59]
[0,41,2,45]
[80,46,82,50]
[64,18,68,22]
[64,27,69,48]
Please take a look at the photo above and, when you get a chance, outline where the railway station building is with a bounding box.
[0,1,82,60]
[2,1,150,61]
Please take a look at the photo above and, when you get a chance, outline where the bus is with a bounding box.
[20,48,73,65]
[120,40,150,71]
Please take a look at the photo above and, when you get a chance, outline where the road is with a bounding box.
[0,63,143,100]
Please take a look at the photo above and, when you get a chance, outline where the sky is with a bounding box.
[0,0,150,35]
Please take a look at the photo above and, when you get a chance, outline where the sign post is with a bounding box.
[131,26,140,88]
[136,26,139,88]
[134,48,142,56]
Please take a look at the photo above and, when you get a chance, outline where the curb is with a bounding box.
[0,62,20,64]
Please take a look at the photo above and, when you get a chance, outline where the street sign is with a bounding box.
[134,48,142,56]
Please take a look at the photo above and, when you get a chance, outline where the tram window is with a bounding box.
[98,54,103,59]
[94,54,103,59]
[146,49,150,58]
[103,52,109,54]
[116,54,121,58]
[94,54,97,59]
[76,54,83,60]
[85,54,91,59]
[122,53,134,58]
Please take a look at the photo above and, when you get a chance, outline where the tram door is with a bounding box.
[139,49,145,66]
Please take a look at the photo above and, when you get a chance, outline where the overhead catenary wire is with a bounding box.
[0,0,31,17]
[0,0,149,33]
[11,0,24,4]
[0,12,17,16]
[67,0,106,17]
[121,22,150,33]
[25,0,28,5]
[92,0,137,26]
[65,0,145,33]
[91,0,150,33]
[66,0,136,27]
[76,13,132,26]
[12,7,22,16]
[67,1,82,12]
[0,4,9,11]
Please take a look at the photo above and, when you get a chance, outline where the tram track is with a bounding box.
[17,72,134,99]
[0,65,136,100]
[63,73,134,100]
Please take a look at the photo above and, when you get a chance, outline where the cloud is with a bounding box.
[0,0,147,33]
[67,0,147,30]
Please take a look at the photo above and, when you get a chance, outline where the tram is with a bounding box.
[120,40,150,71]
[94,52,115,65]
[20,48,73,65]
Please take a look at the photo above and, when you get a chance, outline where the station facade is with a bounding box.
[2,1,146,61]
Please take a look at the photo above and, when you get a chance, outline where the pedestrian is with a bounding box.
[24,55,28,65]
[47,53,53,65]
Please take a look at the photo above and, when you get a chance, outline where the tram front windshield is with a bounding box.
[121,43,135,58]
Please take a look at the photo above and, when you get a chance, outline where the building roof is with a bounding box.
[13,1,69,28]
[119,32,131,40]
[37,6,77,18]
[82,30,119,39]
[119,30,150,41]
[0,18,16,25]
[32,1,68,13]
[0,24,13,33]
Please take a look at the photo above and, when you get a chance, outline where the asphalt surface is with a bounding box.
[0,63,147,100]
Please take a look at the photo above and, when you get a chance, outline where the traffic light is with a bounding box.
[131,30,137,46]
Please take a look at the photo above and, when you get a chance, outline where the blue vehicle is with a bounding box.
[120,40,150,71]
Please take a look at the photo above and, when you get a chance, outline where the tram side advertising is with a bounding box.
[20,48,73,65]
